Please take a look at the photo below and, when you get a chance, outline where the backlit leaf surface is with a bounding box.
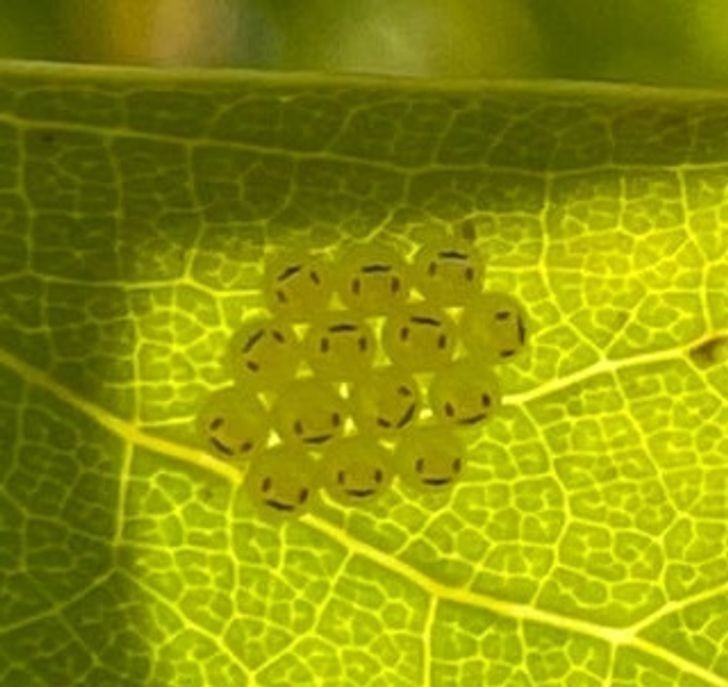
[0,63,727,686]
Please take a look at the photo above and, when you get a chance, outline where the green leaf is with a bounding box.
[1,62,727,687]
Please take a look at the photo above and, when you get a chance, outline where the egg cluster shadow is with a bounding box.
[197,237,528,519]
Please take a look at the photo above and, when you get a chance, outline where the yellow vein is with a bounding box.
[114,317,140,546]
[1,343,726,684]
[0,269,263,301]
[304,515,728,687]
[504,329,727,406]
[629,579,728,635]
[629,638,728,687]
[0,347,241,484]
[303,513,631,644]
[603,644,617,687]
[422,597,438,687]
[124,572,251,678]
[0,569,115,636]
[113,440,134,546]
[0,111,539,180]
[7,111,728,182]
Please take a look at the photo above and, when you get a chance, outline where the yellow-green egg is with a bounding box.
[460,292,528,364]
[263,248,334,321]
[272,379,347,447]
[319,436,393,505]
[335,242,410,314]
[227,317,300,391]
[244,445,320,519]
[394,427,467,490]
[381,305,457,372]
[428,358,501,428]
[302,313,376,381]
[410,238,485,305]
[350,365,422,436]
[196,387,269,463]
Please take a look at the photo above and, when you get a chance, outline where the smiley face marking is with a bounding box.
[260,473,309,511]
[197,388,270,462]
[294,413,337,444]
[444,395,489,425]
[351,366,422,436]
[395,428,466,490]
[272,380,347,447]
[411,239,485,305]
[410,315,441,327]
[263,249,333,320]
[209,435,233,456]
[335,243,410,313]
[320,437,392,505]
[414,453,463,486]
[428,359,502,428]
[275,263,322,302]
[336,463,383,498]
[228,318,300,391]
[460,292,528,364]
[381,307,457,372]
[207,418,254,456]
[304,315,376,381]
[244,446,320,518]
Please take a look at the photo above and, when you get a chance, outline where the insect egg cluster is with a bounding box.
[196,238,528,519]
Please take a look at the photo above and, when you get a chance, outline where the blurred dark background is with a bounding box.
[2,0,728,86]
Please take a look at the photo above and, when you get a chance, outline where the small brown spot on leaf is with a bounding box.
[689,336,728,369]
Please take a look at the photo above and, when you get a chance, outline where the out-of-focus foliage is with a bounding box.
[0,1,65,60]
[2,0,728,87]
